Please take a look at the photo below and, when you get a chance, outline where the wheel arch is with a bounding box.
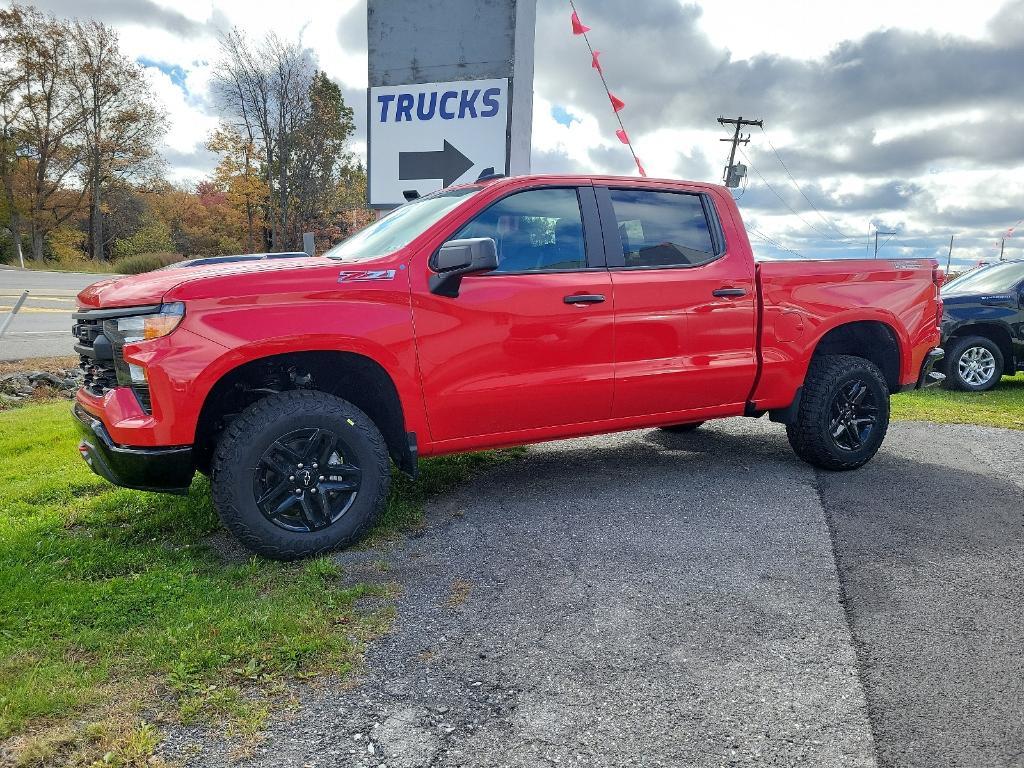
[193,349,416,475]
[809,319,903,391]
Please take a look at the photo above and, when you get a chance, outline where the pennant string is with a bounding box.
[568,0,646,177]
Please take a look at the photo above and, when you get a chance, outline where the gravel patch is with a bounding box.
[163,418,875,767]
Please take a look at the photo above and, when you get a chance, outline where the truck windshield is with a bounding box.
[943,262,1024,295]
[325,188,480,263]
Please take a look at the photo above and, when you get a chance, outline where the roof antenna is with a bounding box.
[402,189,420,201]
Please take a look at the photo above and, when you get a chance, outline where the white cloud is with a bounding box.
[142,65,219,182]
[23,0,1024,263]
[695,0,1010,61]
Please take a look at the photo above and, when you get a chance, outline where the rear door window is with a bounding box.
[607,189,719,268]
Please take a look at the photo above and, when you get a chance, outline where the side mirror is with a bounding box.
[429,237,498,297]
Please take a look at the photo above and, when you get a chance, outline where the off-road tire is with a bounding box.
[942,335,1003,392]
[786,354,890,471]
[211,390,390,560]
[659,421,705,433]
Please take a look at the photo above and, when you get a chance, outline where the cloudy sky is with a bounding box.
[21,0,1024,267]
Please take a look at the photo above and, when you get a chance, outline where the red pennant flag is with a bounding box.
[591,50,602,72]
[615,128,629,144]
[635,158,647,177]
[608,92,626,112]
[571,9,590,35]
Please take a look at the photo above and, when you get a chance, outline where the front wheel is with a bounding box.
[786,354,890,471]
[211,390,391,560]
[943,335,1003,392]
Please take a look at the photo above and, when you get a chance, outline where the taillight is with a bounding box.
[931,261,944,328]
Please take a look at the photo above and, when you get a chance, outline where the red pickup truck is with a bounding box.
[73,174,944,558]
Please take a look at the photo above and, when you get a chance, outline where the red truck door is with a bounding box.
[411,185,616,443]
[595,185,757,418]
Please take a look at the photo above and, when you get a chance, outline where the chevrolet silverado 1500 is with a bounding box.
[72,174,945,558]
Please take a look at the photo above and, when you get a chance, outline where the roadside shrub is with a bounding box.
[113,252,183,274]
[112,218,176,260]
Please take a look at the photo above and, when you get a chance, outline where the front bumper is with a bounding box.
[73,403,194,495]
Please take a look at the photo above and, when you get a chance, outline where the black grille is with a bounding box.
[71,304,164,414]
[72,314,117,397]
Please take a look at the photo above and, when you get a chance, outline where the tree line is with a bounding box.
[0,4,369,268]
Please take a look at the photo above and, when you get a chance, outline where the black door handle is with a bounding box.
[712,287,747,298]
[564,293,606,305]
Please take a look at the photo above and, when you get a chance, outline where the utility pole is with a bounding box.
[874,229,897,258]
[1000,238,1005,260]
[718,116,762,188]
[946,234,954,273]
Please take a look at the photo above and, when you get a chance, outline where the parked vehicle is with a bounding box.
[72,174,944,558]
[939,259,1024,391]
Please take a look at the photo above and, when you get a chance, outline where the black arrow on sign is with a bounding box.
[398,140,474,187]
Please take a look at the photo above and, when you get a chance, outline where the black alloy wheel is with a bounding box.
[253,428,362,532]
[828,379,879,452]
[786,354,890,471]
[211,390,391,560]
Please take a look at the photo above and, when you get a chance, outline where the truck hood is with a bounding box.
[77,257,333,309]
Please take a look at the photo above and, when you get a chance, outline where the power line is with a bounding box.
[757,126,857,241]
[748,227,805,259]
[874,229,897,257]
[737,147,843,243]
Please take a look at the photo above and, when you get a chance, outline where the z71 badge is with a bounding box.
[337,269,397,283]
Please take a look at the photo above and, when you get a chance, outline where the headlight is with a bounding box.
[101,303,184,412]
[103,303,185,345]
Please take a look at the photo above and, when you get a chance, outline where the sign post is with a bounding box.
[367,0,536,209]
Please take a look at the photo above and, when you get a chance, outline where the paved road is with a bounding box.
[162,419,1024,767]
[0,268,108,361]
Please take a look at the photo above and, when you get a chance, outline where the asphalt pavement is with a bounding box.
[0,267,107,361]
[161,418,1024,767]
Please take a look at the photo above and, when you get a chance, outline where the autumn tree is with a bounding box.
[0,5,88,261]
[0,32,27,267]
[212,30,358,252]
[207,123,267,251]
[71,18,164,261]
[290,71,355,242]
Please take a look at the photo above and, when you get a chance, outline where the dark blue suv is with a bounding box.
[940,260,1024,391]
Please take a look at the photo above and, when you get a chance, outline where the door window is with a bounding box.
[608,189,718,268]
[454,188,587,273]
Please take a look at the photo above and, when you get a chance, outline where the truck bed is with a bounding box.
[750,258,942,410]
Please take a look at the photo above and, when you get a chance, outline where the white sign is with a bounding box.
[368,78,510,207]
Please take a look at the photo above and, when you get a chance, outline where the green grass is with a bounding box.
[0,401,520,765]
[892,373,1024,430]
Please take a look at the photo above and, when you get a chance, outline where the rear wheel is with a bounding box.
[943,335,1003,392]
[786,354,890,471]
[211,390,390,560]
[659,421,705,433]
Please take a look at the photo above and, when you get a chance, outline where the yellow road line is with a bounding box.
[0,306,71,314]
[0,295,76,303]
[0,290,79,295]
